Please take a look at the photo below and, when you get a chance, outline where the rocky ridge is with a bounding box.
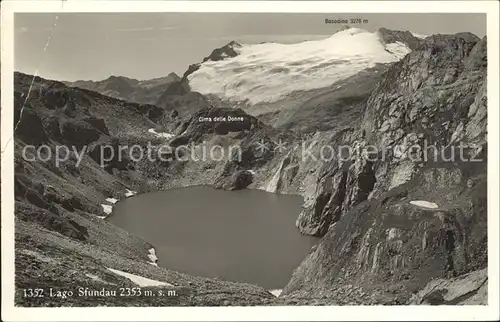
[64,73,181,105]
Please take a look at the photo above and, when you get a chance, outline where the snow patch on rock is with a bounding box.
[148,128,175,139]
[269,289,283,297]
[106,197,118,204]
[98,196,119,219]
[148,248,159,265]
[125,189,137,198]
[101,204,113,215]
[410,200,439,209]
[85,273,112,284]
[107,268,173,287]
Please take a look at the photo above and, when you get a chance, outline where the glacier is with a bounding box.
[188,28,411,105]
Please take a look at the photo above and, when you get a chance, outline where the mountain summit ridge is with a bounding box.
[64,72,181,104]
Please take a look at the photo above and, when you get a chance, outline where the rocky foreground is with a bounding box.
[11,29,487,306]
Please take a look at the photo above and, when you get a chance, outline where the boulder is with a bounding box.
[60,119,101,149]
[83,116,110,135]
[180,107,260,143]
[63,100,77,117]
[282,33,488,305]
[214,165,254,191]
[408,268,487,305]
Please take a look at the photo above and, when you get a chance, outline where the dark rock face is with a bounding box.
[169,135,190,148]
[15,107,49,146]
[14,91,25,123]
[214,165,254,191]
[44,189,84,212]
[41,85,71,110]
[295,129,358,235]
[465,37,487,70]
[174,107,262,144]
[16,202,89,241]
[182,64,201,81]
[136,103,165,123]
[278,65,390,133]
[60,120,102,149]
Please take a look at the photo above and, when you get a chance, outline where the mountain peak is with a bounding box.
[105,75,135,82]
[167,72,181,80]
[376,28,425,50]
[333,25,364,35]
[202,40,242,63]
[226,40,242,48]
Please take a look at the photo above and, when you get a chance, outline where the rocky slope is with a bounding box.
[11,28,488,306]
[278,33,488,304]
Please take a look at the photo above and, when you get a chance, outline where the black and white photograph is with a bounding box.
[1,1,499,321]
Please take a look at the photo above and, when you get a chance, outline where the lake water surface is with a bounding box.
[109,186,317,289]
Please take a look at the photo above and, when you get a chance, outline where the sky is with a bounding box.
[14,13,486,82]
